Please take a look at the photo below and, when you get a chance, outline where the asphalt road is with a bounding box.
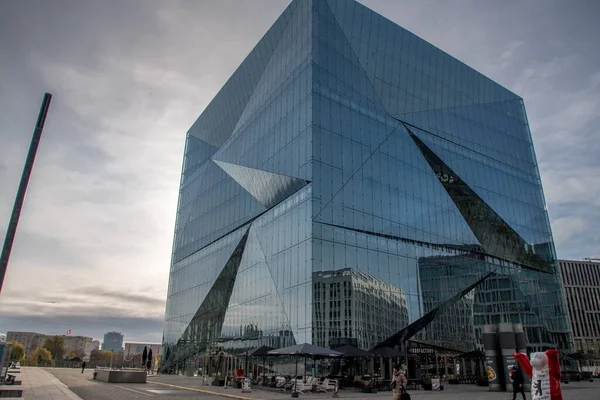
[46,369,224,400]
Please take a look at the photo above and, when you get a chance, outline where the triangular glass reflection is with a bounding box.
[404,124,550,272]
[214,160,309,209]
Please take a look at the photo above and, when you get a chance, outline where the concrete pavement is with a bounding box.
[21,367,83,400]
[17,367,600,400]
[147,374,600,399]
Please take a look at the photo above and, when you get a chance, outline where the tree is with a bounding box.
[9,341,25,363]
[28,347,54,366]
[98,350,113,361]
[66,351,85,360]
[43,336,65,360]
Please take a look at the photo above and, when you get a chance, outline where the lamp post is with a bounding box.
[0,93,52,293]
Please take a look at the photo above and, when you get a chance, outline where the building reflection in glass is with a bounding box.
[313,268,409,350]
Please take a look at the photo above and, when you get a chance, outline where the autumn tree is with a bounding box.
[28,347,54,366]
[66,351,85,360]
[98,350,113,361]
[43,336,65,360]
[9,341,25,363]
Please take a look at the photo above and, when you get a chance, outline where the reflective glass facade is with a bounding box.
[161,0,572,371]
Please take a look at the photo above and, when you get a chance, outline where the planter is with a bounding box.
[94,369,146,383]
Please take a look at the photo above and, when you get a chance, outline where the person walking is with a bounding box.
[391,366,408,400]
[81,360,87,374]
[511,365,526,400]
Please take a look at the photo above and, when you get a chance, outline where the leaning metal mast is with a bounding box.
[0,93,52,293]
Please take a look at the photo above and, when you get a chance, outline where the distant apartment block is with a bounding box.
[91,340,100,351]
[63,336,93,358]
[559,259,600,358]
[7,331,93,358]
[124,343,162,359]
[6,331,44,356]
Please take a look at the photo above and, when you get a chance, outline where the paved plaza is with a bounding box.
[16,367,600,400]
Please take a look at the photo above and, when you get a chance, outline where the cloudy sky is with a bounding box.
[1,0,599,344]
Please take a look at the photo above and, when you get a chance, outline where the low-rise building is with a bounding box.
[124,343,162,359]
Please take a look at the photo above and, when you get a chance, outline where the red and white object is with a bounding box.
[514,350,562,400]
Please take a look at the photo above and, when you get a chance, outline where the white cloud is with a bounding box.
[551,217,588,246]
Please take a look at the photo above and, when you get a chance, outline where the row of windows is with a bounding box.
[564,287,600,338]
[560,261,600,287]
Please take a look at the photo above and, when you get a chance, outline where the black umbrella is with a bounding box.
[332,345,373,377]
[269,344,343,397]
[333,345,374,358]
[142,346,148,369]
[239,346,275,382]
[372,347,409,358]
[268,343,343,357]
[148,349,153,372]
[241,346,275,357]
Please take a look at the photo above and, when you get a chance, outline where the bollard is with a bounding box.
[483,324,502,391]
[499,322,516,392]
[241,377,252,393]
[513,323,530,391]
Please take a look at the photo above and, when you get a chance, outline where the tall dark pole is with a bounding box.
[0,93,52,293]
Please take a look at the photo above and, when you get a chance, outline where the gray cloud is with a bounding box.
[1,0,599,342]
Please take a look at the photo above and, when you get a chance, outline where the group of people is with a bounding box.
[388,364,528,400]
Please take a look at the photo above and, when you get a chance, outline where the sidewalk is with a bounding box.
[21,367,83,400]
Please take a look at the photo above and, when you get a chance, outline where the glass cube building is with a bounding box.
[161,0,572,371]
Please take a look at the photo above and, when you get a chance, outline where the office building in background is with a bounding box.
[102,331,124,353]
[559,259,600,358]
[161,0,572,371]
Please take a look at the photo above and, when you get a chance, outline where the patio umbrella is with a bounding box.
[268,343,344,357]
[372,347,411,379]
[333,345,373,376]
[269,344,343,397]
[240,346,275,382]
[334,345,373,358]
[372,347,409,358]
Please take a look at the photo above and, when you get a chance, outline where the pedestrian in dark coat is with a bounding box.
[511,365,527,400]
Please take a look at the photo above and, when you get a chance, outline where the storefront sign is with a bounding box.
[408,347,435,354]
